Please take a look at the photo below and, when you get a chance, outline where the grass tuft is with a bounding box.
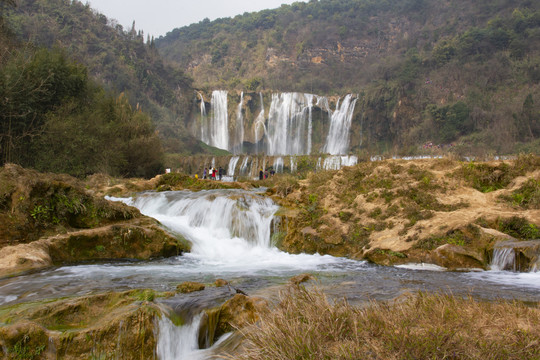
[231,286,540,360]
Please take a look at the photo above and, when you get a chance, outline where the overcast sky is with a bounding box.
[87,0,306,38]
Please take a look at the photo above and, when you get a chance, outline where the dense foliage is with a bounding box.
[0,44,164,177]
[158,0,540,155]
[4,0,199,154]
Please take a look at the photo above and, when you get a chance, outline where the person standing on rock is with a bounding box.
[219,166,223,180]
[259,168,263,180]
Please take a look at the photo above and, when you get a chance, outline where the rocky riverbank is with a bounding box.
[269,155,540,270]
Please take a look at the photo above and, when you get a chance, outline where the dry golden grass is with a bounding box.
[230,286,540,360]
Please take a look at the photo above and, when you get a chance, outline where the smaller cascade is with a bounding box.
[197,92,206,117]
[490,240,540,272]
[290,156,297,173]
[323,156,342,170]
[341,155,358,167]
[491,247,516,271]
[198,92,208,144]
[322,94,358,155]
[316,157,322,171]
[234,92,244,154]
[157,313,204,360]
[239,157,250,176]
[305,93,314,155]
[273,157,284,173]
[227,156,240,177]
[254,93,266,154]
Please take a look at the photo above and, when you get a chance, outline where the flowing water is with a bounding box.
[203,90,229,151]
[322,94,358,155]
[1,189,540,359]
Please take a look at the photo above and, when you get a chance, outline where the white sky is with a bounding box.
[87,0,306,38]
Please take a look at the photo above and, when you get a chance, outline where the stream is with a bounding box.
[1,189,539,359]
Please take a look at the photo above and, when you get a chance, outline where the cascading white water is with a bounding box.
[239,156,250,176]
[341,155,358,167]
[323,156,341,170]
[254,93,266,154]
[321,155,358,170]
[205,90,229,151]
[266,93,315,155]
[491,247,516,271]
[115,190,343,272]
[323,94,358,155]
[157,314,204,360]
[305,94,314,155]
[290,156,297,173]
[227,156,240,177]
[273,157,284,173]
[234,92,244,154]
[198,92,207,144]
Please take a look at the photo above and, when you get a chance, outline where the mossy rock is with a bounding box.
[0,290,161,360]
[176,281,205,293]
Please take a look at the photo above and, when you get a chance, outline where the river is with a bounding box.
[1,189,539,358]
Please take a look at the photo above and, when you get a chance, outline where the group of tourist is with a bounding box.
[203,167,224,180]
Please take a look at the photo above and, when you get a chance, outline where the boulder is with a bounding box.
[213,294,269,339]
[430,244,486,270]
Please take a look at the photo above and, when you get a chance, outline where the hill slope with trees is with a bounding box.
[158,0,540,155]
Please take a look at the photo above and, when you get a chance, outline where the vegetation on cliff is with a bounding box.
[0,164,189,276]
[159,0,540,154]
[266,155,540,268]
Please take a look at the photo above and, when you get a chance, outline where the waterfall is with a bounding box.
[273,157,284,173]
[305,94,314,155]
[124,190,279,263]
[198,92,208,144]
[489,241,540,272]
[491,247,516,271]
[205,90,229,151]
[341,155,358,167]
[323,156,341,170]
[254,93,266,155]
[227,156,240,177]
[266,93,314,156]
[323,94,358,155]
[234,92,244,154]
[239,156,250,176]
[290,156,297,173]
[157,314,204,360]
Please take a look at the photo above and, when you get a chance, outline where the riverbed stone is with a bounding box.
[0,290,160,360]
[215,279,229,287]
[430,244,486,270]
[176,281,206,293]
[213,294,269,339]
[0,218,189,277]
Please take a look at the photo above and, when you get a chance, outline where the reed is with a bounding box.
[231,286,540,360]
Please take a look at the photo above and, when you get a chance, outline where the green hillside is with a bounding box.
[158,0,540,155]
[2,0,217,155]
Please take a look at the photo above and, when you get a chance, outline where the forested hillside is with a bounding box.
[158,0,540,155]
[0,0,173,177]
[2,0,215,155]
